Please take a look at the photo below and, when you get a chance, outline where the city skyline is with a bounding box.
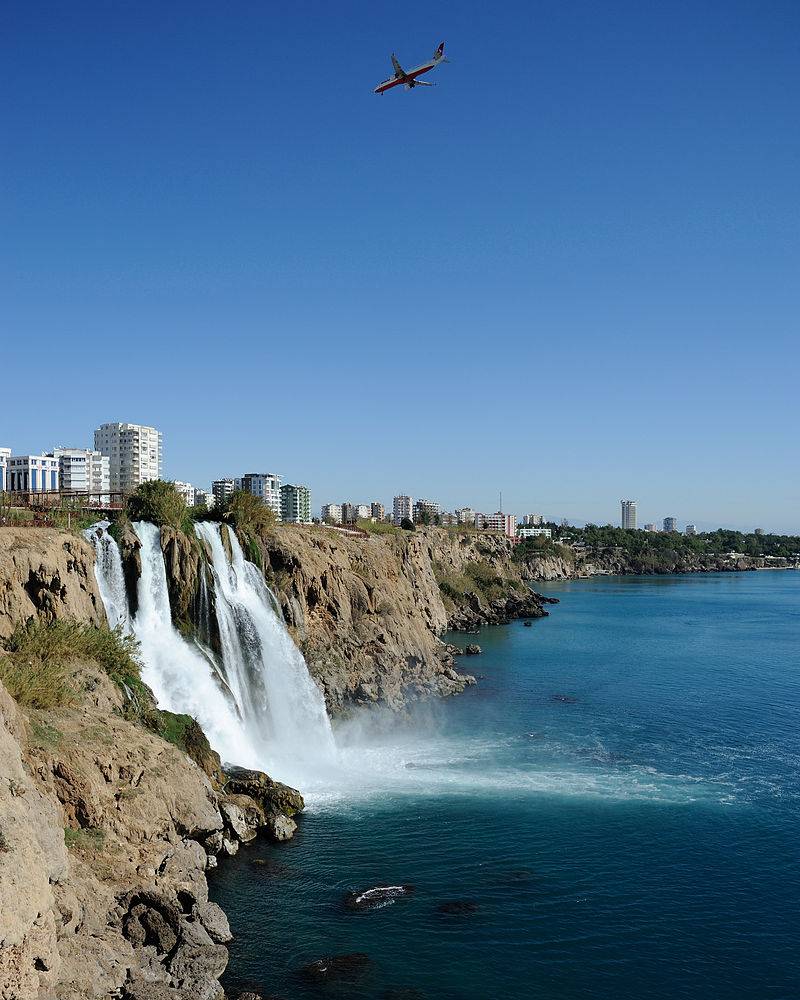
[0,422,791,534]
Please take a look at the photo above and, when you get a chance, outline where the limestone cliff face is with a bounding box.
[0,529,103,640]
[517,548,785,580]
[255,526,466,712]
[0,667,226,1000]
[252,525,547,712]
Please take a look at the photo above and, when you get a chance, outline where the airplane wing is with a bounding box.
[391,54,405,78]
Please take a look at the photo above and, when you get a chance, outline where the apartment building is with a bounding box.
[476,512,516,537]
[173,481,196,506]
[52,448,110,495]
[212,479,236,505]
[455,507,476,525]
[413,498,440,523]
[0,448,10,492]
[94,423,163,493]
[371,502,385,521]
[6,454,59,492]
[341,502,357,524]
[281,484,312,524]
[393,495,413,526]
[522,513,544,526]
[321,503,343,524]
[240,472,282,519]
[620,499,637,530]
[663,516,678,533]
[517,526,552,539]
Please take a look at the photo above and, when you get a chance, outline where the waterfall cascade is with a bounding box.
[86,520,335,784]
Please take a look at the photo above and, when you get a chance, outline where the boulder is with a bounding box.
[196,902,232,944]
[464,644,482,655]
[264,812,297,842]
[223,767,304,816]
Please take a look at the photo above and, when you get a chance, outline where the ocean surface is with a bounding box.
[211,571,800,1000]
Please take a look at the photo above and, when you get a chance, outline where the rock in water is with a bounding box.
[343,884,415,911]
[436,899,479,915]
[464,644,482,655]
[299,952,371,982]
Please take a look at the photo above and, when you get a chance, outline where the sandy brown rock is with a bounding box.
[0,666,230,1000]
[0,528,103,640]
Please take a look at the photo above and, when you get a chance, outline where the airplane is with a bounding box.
[373,42,448,94]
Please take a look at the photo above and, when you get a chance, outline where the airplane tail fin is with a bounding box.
[434,41,446,62]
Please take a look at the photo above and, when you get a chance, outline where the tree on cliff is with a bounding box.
[400,518,415,531]
[126,480,189,531]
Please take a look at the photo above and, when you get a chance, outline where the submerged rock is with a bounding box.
[298,952,371,982]
[343,884,415,911]
[551,693,578,704]
[436,899,479,915]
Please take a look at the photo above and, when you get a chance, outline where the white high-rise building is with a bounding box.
[194,489,215,509]
[620,499,637,530]
[523,513,544,526]
[413,499,440,523]
[321,503,343,524]
[393,495,413,525]
[685,524,698,536]
[173,481,196,506]
[455,507,475,525]
[212,479,236,505]
[663,516,678,533]
[94,422,163,494]
[0,447,10,492]
[52,448,110,496]
[240,473,282,519]
[355,503,371,520]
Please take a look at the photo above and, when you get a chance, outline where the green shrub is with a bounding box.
[64,827,105,852]
[126,480,191,532]
[1,619,142,709]
[209,490,276,536]
[357,519,400,536]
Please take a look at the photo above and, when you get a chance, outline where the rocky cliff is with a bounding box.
[233,524,549,712]
[516,547,788,580]
[0,529,104,641]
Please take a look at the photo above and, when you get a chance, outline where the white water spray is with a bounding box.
[88,521,129,632]
[195,521,335,780]
[86,520,335,783]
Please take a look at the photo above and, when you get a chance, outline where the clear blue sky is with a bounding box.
[2,1,798,531]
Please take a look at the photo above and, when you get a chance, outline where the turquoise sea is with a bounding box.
[212,571,800,1000]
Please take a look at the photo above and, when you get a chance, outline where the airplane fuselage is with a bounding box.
[374,59,437,94]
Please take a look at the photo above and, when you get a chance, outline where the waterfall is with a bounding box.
[87,521,129,632]
[195,522,336,776]
[86,520,335,786]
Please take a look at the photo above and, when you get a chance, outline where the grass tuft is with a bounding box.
[1,619,141,709]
